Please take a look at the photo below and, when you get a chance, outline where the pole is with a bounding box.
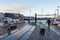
[42,9,43,20]
[57,6,59,17]
[35,13,37,23]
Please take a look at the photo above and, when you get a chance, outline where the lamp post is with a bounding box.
[35,13,37,23]
[54,9,56,19]
[57,6,60,17]
[41,9,43,20]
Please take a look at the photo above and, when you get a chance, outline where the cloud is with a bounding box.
[0,4,31,12]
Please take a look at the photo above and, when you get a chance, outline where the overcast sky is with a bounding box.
[0,0,60,16]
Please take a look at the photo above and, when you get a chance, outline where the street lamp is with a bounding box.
[56,6,60,17]
[35,13,37,23]
[41,9,44,20]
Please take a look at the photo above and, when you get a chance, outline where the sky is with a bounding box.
[0,0,60,16]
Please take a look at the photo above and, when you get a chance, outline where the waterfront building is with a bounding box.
[4,12,25,24]
[0,12,4,22]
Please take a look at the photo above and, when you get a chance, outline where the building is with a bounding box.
[4,12,25,24]
[0,12,4,22]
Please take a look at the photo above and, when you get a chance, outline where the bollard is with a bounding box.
[8,28,11,35]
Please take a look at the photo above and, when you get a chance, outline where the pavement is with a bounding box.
[28,23,60,40]
[0,29,19,40]
[0,23,25,40]
[1,22,60,40]
[43,22,60,35]
[19,26,35,40]
[2,24,35,40]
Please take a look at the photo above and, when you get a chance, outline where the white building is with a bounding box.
[0,13,4,22]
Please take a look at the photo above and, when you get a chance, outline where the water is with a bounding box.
[28,20,47,23]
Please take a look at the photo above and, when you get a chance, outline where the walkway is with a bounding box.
[0,23,25,40]
[28,23,60,40]
[2,24,35,40]
[43,22,60,35]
